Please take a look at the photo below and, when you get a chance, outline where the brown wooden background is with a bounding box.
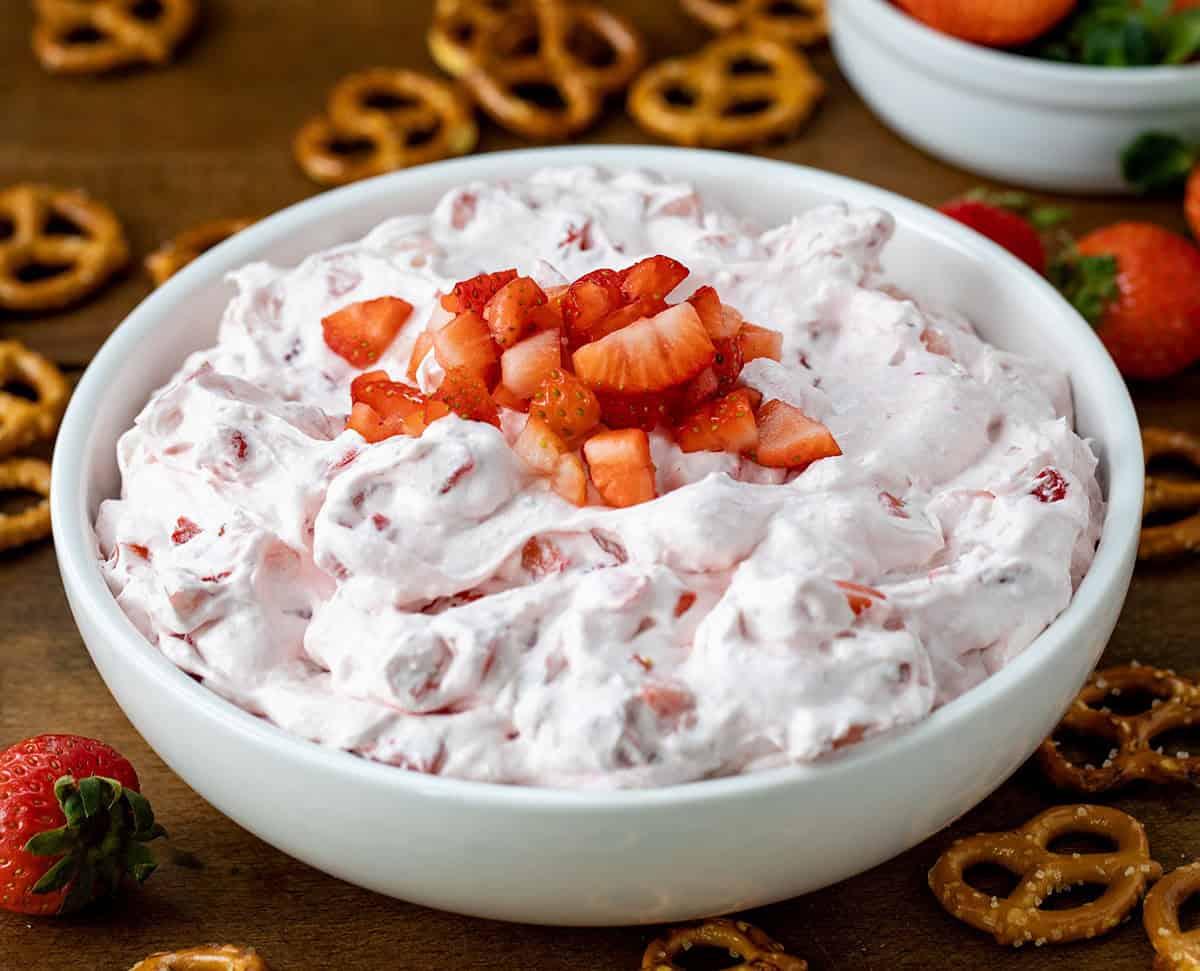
[4,2,1200,968]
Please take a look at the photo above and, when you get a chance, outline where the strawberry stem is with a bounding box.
[1049,249,1120,327]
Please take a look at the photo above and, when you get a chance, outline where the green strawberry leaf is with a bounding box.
[30,854,80,895]
[1122,132,1198,194]
[1164,10,1200,63]
[1050,251,1121,327]
[1029,206,1073,230]
[24,827,76,858]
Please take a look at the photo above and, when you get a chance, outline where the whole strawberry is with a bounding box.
[1053,222,1200,380]
[0,734,165,915]
[938,195,1054,274]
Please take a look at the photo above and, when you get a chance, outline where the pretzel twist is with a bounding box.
[32,0,197,74]
[146,218,254,287]
[432,0,646,140]
[679,0,828,47]
[0,341,70,458]
[1141,426,1200,559]
[127,944,268,971]
[1145,864,1200,970]
[0,183,129,312]
[0,458,53,554]
[1037,664,1200,792]
[628,34,824,148]
[294,68,479,186]
[929,804,1162,947]
[642,918,808,971]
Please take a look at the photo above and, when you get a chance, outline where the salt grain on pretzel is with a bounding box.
[1037,664,1200,792]
[127,944,268,971]
[0,183,129,312]
[642,918,808,971]
[32,0,197,75]
[439,0,646,140]
[680,0,828,48]
[0,341,70,458]
[628,34,824,148]
[1140,426,1200,559]
[928,804,1162,947]
[294,68,479,187]
[0,458,53,554]
[1145,863,1200,970]
[146,218,254,287]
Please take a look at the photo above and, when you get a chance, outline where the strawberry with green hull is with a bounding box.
[937,191,1071,274]
[0,735,166,916]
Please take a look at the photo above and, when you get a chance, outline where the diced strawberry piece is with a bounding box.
[513,416,567,474]
[641,681,695,726]
[322,296,413,368]
[407,329,435,381]
[620,255,689,302]
[491,383,530,412]
[738,323,783,363]
[172,517,202,545]
[920,327,953,357]
[562,268,624,344]
[589,295,668,341]
[500,329,562,399]
[674,388,759,454]
[676,367,720,416]
[348,372,435,440]
[433,311,500,381]
[754,400,841,469]
[483,276,547,348]
[686,286,742,339]
[552,453,588,506]
[522,537,567,577]
[584,428,657,508]
[711,336,744,393]
[1031,467,1068,503]
[347,402,395,443]
[431,367,501,427]
[595,391,675,431]
[835,580,886,615]
[530,368,601,446]
[440,269,518,315]
[572,303,715,393]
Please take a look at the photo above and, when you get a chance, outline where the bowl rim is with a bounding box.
[841,0,1200,88]
[51,145,1144,810]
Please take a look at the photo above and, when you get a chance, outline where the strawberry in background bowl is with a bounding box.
[830,0,1200,192]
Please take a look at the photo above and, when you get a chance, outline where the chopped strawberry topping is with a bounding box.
[530,368,601,446]
[431,367,501,428]
[562,269,624,345]
[406,328,435,381]
[620,255,689,302]
[322,296,413,368]
[1031,467,1068,503]
[172,517,202,545]
[710,337,744,393]
[433,311,500,381]
[440,269,518,315]
[754,400,841,470]
[483,276,547,348]
[595,391,675,432]
[572,303,715,393]
[551,453,588,506]
[835,580,886,615]
[738,323,783,363]
[513,416,568,475]
[583,428,657,508]
[589,295,668,341]
[491,383,530,412]
[674,388,759,454]
[500,329,562,399]
[686,286,741,339]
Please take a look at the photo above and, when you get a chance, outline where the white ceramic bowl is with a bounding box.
[52,147,1143,926]
[830,0,1200,194]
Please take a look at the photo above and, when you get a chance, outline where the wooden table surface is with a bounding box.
[4,2,1199,968]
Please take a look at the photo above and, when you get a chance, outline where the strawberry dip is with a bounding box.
[95,167,1103,788]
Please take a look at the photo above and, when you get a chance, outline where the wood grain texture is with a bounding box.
[4,2,1200,968]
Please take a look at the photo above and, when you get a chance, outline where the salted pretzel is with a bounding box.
[294,68,479,186]
[642,918,808,971]
[929,804,1162,947]
[127,944,268,971]
[1037,664,1200,792]
[628,34,824,148]
[435,0,646,140]
[32,0,197,74]
[146,218,253,287]
[1145,863,1200,970]
[0,341,70,458]
[0,183,129,313]
[680,0,828,48]
[0,458,53,554]
[1141,426,1200,559]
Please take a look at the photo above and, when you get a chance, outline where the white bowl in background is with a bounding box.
[830,0,1200,194]
[52,147,1142,926]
